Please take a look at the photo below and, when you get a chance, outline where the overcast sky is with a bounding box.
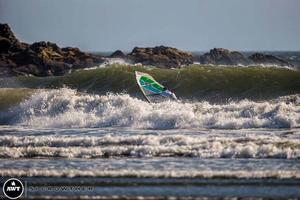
[0,0,299,52]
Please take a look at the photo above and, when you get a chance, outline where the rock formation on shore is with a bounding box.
[109,50,126,58]
[248,53,291,67]
[128,46,194,68]
[0,23,295,77]
[0,23,104,76]
[198,48,292,67]
[199,48,252,65]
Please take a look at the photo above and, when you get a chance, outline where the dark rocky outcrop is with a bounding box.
[0,23,295,77]
[0,37,12,52]
[199,48,251,65]
[109,50,126,58]
[128,46,193,68]
[0,24,21,47]
[249,53,292,67]
[198,48,293,67]
[0,23,104,76]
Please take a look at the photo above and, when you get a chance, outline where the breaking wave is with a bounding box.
[84,58,134,70]
[2,88,300,129]
[1,168,300,178]
[198,63,296,70]
[1,130,300,159]
[1,65,300,101]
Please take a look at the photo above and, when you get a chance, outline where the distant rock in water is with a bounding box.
[199,48,251,65]
[109,50,126,58]
[128,46,193,68]
[198,48,294,67]
[0,23,104,76]
[249,53,292,67]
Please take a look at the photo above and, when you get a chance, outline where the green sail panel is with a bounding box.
[135,71,176,103]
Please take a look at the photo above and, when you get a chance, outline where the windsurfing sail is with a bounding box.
[135,71,177,103]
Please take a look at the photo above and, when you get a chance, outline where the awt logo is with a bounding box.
[2,178,24,199]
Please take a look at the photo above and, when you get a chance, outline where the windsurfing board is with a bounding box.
[135,71,177,103]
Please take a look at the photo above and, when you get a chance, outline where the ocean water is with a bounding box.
[1,126,300,199]
[0,65,300,199]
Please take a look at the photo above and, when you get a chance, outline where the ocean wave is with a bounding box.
[1,65,299,101]
[3,88,299,130]
[1,141,299,159]
[83,58,134,70]
[88,58,298,71]
[197,63,296,70]
[1,127,300,159]
[1,168,299,179]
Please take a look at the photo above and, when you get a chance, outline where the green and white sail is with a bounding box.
[135,71,177,103]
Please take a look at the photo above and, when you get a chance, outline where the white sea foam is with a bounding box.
[83,58,141,70]
[89,59,298,70]
[1,168,299,179]
[1,144,300,177]
[197,63,296,70]
[7,88,300,129]
[0,129,299,159]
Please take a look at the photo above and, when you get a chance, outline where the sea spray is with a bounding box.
[4,88,300,129]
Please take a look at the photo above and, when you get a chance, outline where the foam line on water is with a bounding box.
[1,133,299,158]
[1,168,299,179]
